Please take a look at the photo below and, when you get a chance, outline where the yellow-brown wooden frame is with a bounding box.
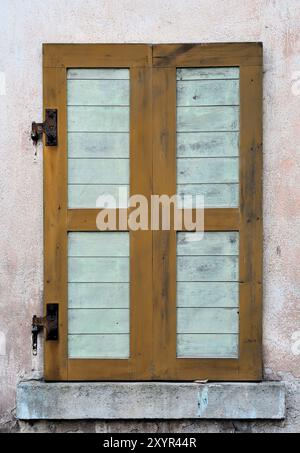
[152,43,263,380]
[44,44,153,380]
[44,43,262,381]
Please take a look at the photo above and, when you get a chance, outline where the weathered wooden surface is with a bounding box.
[68,232,130,358]
[176,231,239,358]
[67,68,130,209]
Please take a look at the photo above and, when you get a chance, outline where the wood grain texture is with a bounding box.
[43,44,262,381]
[129,64,154,378]
[44,43,154,380]
[177,106,239,132]
[67,209,130,231]
[44,44,151,68]
[43,66,68,380]
[177,183,239,208]
[177,132,239,157]
[238,64,263,379]
[177,255,238,282]
[153,43,262,67]
[177,231,239,255]
[177,79,239,106]
[152,66,177,378]
[177,67,239,80]
[176,231,239,357]
[177,157,238,183]
[68,68,130,79]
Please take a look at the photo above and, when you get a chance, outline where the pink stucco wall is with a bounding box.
[0,0,300,432]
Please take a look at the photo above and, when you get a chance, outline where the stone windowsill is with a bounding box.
[16,381,285,420]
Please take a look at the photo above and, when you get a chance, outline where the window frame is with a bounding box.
[43,43,262,381]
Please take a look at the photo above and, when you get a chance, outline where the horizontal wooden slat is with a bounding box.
[67,79,130,106]
[68,185,129,209]
[66,208,240,232]
[177,183,238,208]
[68,68,130,79]
[177,256,238,281]
[203,208,240,231]
[68,106,129,132]
[68,309,129,334]
[177,80,239,106]
[177,282,239,307]
[177,308,239,333]
[68,158,129,184]
[177,132,239,158]
[177,334,238,358]
[68,132,129,158]
[67,209,130,231]
[44,44,151,68]
[68,257,129,282]
[152,43,262,67]
[177,232,239,256]
[69,283,129,308]
[68,232,129,257]
[177,68,239,80]
[68,334,129,358]
[177,106,239,132]
[177,157,238,183]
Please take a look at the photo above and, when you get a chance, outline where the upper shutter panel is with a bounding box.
[67,68,130,209]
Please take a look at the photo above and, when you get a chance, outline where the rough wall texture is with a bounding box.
[0,0,300,433]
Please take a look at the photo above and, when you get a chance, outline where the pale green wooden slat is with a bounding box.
[177,308,239,334]
[177,157,238,183]
[177,232,239,256]
[68,106,129,132]
[177,256,238,281]
[177,183,238,208]
[68,79,130,106]
[177,106,239,132]
[68,184,129,209]
[68,132,129,158]
[68,283,129,309]
[177,80,239,106]
[68,257,129,282]
[68,158,129,185]
[68,232,129,257]
[68,308,129,334]
[177,334,238,358]
[67,68,130,80]
[68,334,130,358]
[177,132,239,158]
[177,68,239,80]
[177,282,239,308]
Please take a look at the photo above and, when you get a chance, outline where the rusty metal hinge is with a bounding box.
[31,109,58,146]
[32,303,59,355]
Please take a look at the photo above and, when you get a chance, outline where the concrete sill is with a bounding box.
[16,381,285,420]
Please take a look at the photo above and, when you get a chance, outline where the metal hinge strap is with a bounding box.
[31,109,58,146]
[32,303,59,355]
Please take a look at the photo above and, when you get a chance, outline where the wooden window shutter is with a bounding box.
[43,43,262,381]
